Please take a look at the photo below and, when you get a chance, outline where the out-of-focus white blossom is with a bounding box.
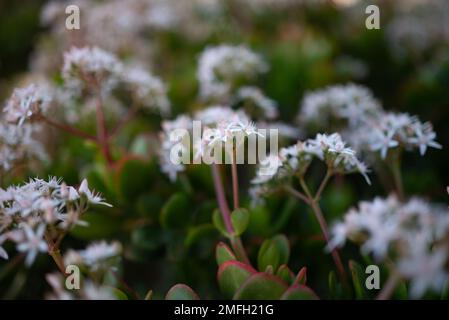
[64,241,122,272]
[353,112,442,159]
[236,86,278,119]
[0,122,47,171]
[329,195,449,298]
[121,65,170,116]
[159,115,193,182]
[297,83,382,130]
[3,84,52,126]
[45,272,117,300]
[197,45,268,100]
[62,46,122,94]
[387,0,449,58]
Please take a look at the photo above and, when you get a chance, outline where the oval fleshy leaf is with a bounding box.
[257,234,290,273]
[276,264,295,285]
[294,267,307,285]
[216,242,237,266]
[165,284,199,300]
[160,193,190,229]
[280,284,319,300]
[233,273,288,300]
[231,208,250,236]
[217,261,256,299]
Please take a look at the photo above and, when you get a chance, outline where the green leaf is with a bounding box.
[184,224,217,248]
[328,271,343,299]
[165,284,199,300]
[294,267,307,285]
[136,193,163,219]
[111,288,129,300]
[349,260,367,300]
[216,242,237,266]
[160,193,190,229]
[118,159,156,202]
[257,234,290,273]
[131,225,165,251]
[276,265,295,285]
[280,284,319,300]
[233,273,288,300]
[212,209,230,238]
[70,212,122,240]
[218,261,256,299]
[231,208,250,236]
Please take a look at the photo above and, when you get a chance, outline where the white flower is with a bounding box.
[158,115,193,182]
[251,133,370,201]
[121,65,171,116]
[236,86,278,119]
[330,195,449,298]
[78,179,112,207]
[408,122,442,156]
[3,84,52,125]
[0,122,47,171]
[65,241,122,272]
[297,83,381,129]
[369,130,399,159]
[62,46,122,94]
[16,224,48,267]
[398,248,448,299]
[197,45,268,99]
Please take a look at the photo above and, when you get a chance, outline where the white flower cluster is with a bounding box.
[298,83,442,159]
[121,65,171,116]
[251,133,370,200]
[0,84,52,171]
[64,241,122,272]
[46,272,116,300]
[297,83,382,130]
[0,178,111,266]
[387,0,449,58]
[62,46,171,116]
[62,46,123,94]
[36,0,225,73]
[350,112,442,159]
[159,106,261,182]
[0,123,47,171]
[197,45,268,100]
[329,195,449,298]
[3,84,52,126]
[159,115,193,182]
[236,86,278,119]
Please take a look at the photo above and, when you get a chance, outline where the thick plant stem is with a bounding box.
[231,150,240,209]
[95,94,114,166]
[299,176,347,283]
[211,164,250,265]
[376,272,400,300]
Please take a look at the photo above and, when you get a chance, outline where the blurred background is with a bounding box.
[0,0,448,299]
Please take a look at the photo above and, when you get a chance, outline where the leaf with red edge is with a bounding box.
[217,261,256,298]
[276,264,295,284]
[281,284,319,300]
[294,267,307,285]
[166,284,199,300]
[233,273,288,300]
[216,242,237,266]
